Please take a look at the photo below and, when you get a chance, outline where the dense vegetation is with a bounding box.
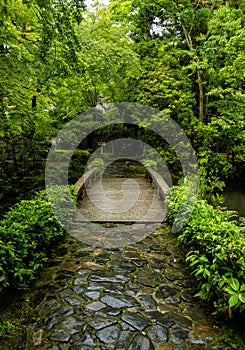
[0,186,75,292]
[1,0,244,213]
[0,0,244,330]
[166,183,245,319]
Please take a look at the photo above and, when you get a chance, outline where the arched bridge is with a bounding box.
[74,163,169,223]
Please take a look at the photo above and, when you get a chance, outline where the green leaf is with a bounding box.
[224,286,237,295]
[230,278,240,292]
[204,269,210,277]
[0,275,5,283]
[228,294,239,308]
[238,293,245,304]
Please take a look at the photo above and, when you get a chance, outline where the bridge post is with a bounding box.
[145,166,169,200]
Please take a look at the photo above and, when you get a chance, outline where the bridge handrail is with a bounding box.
[75,167,100,199]
[145,166,169,199]
[74,165,169,201]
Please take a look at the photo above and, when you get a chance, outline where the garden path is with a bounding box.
[17,224,231,350]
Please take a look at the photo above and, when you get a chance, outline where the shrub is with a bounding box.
[166,185,245,318]
[69,150,91,183]
[0,186,76,292]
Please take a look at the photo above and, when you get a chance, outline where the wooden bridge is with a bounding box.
[74,165,169,223]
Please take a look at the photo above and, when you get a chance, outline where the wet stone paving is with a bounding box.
[20,224,232,350]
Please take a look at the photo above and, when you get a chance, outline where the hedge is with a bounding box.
[0,186,75,291]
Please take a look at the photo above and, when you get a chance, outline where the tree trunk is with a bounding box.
[181,23,204,122]
[197,70,204,122]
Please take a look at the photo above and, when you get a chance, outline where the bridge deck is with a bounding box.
[75,178,166,223]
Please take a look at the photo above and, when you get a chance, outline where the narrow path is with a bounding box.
[17,225,231,350]
[75,178,165,223]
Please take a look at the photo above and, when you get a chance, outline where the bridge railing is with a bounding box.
[74,165,169,201]
[74,167,100,199]
[145,166,169,200]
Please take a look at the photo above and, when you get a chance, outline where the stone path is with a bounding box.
[17,224,231,350]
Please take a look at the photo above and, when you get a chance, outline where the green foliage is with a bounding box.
[0,0,86,212]
[0,0,141,215]
[166,184,245,318]
[215,327,245,350]
[1,0,244,215]
[69,150,91,183]
[75,6,140,103]
[0,188,76,291]
[88,158,104,176]
[46,185,77,229]
[201,5,245,169]
[141,159,157,168]
[109,0,245,186]
[0,321,15,338]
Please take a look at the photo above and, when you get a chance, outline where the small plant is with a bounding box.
[0,321,15,337]
[88,158,104,175]
[223,277,245,316]
[214,327,245,350]
[45,185,77,229]
[141,159,157,168]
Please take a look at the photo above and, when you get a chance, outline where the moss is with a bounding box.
[0,289,34,349]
